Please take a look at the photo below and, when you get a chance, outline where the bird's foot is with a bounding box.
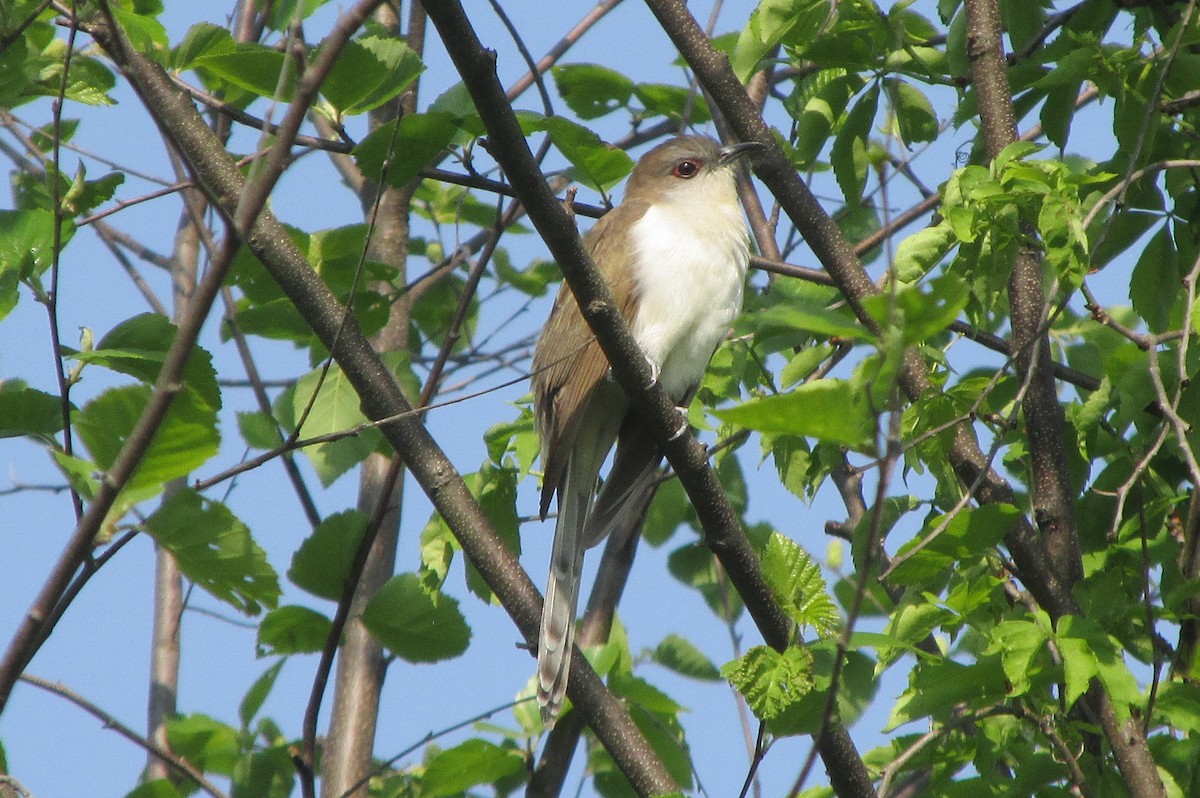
[668,405,690,440]
[605,357,661,388]
[644,356,661,388]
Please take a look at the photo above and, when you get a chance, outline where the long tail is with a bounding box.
[538,414,616,725]
[538,493,584,725]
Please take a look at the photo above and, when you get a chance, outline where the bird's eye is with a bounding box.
[673,160,700,178]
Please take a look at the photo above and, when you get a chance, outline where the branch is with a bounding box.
[80,9,674,796]
[967,0,1083,589]
[0,4,255,712]
[19,673,228,798]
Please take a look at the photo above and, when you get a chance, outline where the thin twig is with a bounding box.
[20,673,229,798]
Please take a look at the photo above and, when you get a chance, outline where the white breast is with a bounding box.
[628,178,749,400]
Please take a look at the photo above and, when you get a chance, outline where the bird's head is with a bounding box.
[623,135,761,205]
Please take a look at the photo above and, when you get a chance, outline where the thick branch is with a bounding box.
[421,0,793,665]
[638,2,1166,797]
[81,11,674,796]
[319,4,422,795]
[965,0,1083,589]
[21,673,227,798]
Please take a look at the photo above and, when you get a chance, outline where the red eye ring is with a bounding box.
[673,160,700,178]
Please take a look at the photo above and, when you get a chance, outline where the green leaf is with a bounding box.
[732,0,832,82]
[108,6,168,52]
[174,22,235,71]
[552,63,634,119]
[16,163,125,219]
[1057,615,1142,712]
[263,0,327,29]
[239,660,284,729]
[879,601,954,667]
[779,345,837,390]
[257,605,333,656]
[420,739,524,797]
[888,504,1020,586]
[721,645,814,720]
[787,69,861,168]
[885,78,939,145]
[288,510,368,600]
[714,379,876,452]
[628,703,694,789]
[75,384,219,497]
[737,296,867,341]
[892,220,956,283]
[145,490,281,615]
[232,744,295,798]
[631,83,711,123]
[284,364,383,486]
[0,267,17,323]
[1153,682,1200,734]
[360,573,471,663]
[0,208,61,279]
[237,410,283,450]
[1055,633,1098,709]
[319,35,423,115]
[166,714,240,775]
[1040,82,1081,149]
[193,43,293,100]
[494,250,557,298]
[767,642,876,736]
[51,450,100,500]
[765,432,817,501]
[54,55,117,106]
[760,532,840,634]
[419,514,455,589]
[609,671,685,715]
[862,273,970,344]
[0,384,64,439]
[1090,210,1157,271]
[831,84,878,205]
[990,617,1051,697]
[123,781,184,798]
[643,478,689,546]
[483,407,538,475]
[81,313,221,409]
[667,543,744,620]
[464,466,521,602]
[353,111,459,187]
[1130,225,1179,334]
[543,116,633,192]
[427,81,477,117]
[652,634,722,681]
[887,657,1008,729]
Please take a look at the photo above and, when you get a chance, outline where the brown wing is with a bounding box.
[532,199,649,516]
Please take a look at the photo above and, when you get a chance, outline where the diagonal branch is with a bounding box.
[965,0,1082,590]
[20,673,228,798]
[640,1,1165,796]
[419,0,852,794]
[79,9,675,796]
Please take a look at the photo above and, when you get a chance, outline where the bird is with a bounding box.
[531,134,760,725]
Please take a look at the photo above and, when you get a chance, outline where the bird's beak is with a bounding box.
[718,141,765,165]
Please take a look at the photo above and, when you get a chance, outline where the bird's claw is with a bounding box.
[668,405,690,440]
[645,356,660,388]
[606,357,661,388]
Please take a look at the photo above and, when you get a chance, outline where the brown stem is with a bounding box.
[21,673,228,798]
[638,2,1168,797]
[144,142,203,781]
[319,7,425,796]
[81,11,672,795]
[966,0,1082,589]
